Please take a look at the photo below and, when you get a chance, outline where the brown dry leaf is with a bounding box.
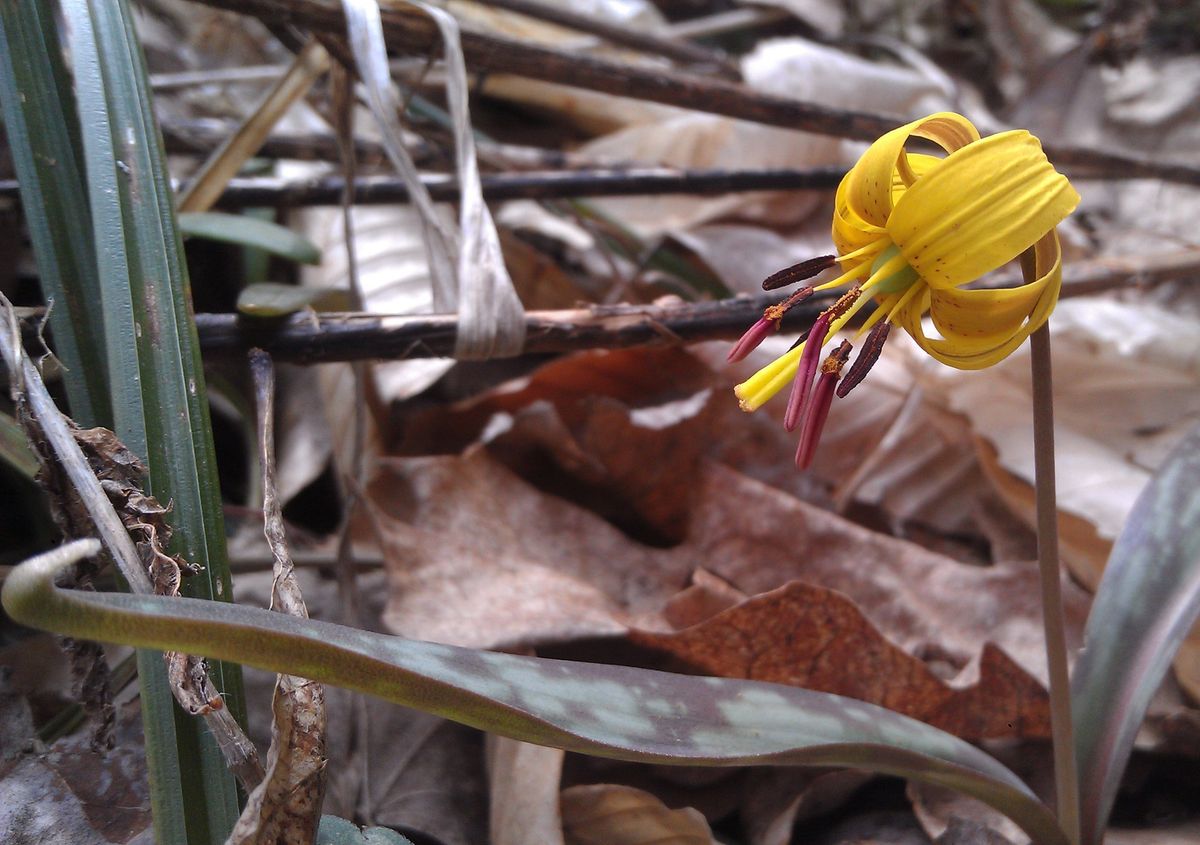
[227,676,326,845]
[0,693,150,845]
[394,346,716,457]
[373,387,1090,696]
[661,569,747,630]
[488,737,565,845]
[631,582,1050,740]
[370,448,694,648]
[560,784,714,845]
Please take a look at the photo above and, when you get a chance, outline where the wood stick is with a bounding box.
[185,0,1200,185]
[189,248,1200,363]
[2,167,846,207]
[466,0,737,75]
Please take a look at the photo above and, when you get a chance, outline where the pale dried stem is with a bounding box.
[1031,324,1080,845]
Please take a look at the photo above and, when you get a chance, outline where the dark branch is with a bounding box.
[191,250,1200,363]
[186,0,1200,186]
[194,294,829,364]
[475,0,736,75]
[0,167,847,208]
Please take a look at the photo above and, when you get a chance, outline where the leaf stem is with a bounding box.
[1031,323,1081,845]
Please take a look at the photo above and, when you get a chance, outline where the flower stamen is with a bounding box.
[796,340,853,469]
[782,287,860,431]
[837,322,890,398]
[727,286,816,363]
[761,255,837,291]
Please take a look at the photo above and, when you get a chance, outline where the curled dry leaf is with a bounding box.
[631,582,1051,740]
[908,781,1027,845]
[560,784,714,845]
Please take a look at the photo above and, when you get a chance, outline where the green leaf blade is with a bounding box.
[1072,424,1200,845]
[0,0,111,426]
[181,211,322,265]
[55,0,247,838]
[3,542,1068,845]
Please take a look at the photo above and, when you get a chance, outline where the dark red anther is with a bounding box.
[783,312,829,431]
[795,340,853,470]
[836,322,891,398]
[764,285,815,321]
[761,255,837,291]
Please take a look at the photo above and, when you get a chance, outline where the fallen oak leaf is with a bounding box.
[630,582,1051,741]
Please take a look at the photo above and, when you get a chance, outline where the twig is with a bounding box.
[191,0,898,139]
[664,6,792,40]
[187,0,1200,185]
[469,0,736,75]
[190,248,1200,362]
[162,120,390,165]
[176,39,332,213]
[194,293,831,363]
[198,167,845,206]
[8,167,851,208]
[1030,324,1080,845]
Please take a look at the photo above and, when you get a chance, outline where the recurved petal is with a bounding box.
[896,232,1063,370]
[844,113,980,228]
[888,130,1079,291]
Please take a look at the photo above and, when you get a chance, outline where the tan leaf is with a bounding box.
[488,737,565,845]
[631,581,1050,740]
[560,784,714,845]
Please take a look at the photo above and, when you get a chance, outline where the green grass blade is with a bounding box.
[1072,424,1200,845]
[56,0,246,839]
[4,540,1069,845]
[0,0,110,425]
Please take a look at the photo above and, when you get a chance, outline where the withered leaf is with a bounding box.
[560,784,714,845]
[630,582,1051,740]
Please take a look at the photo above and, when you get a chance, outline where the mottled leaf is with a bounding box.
[4,541,1067,845]
[316,816,415,845]
[1072,424,1200,845]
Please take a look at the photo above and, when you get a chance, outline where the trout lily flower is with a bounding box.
[729,112,1080,468]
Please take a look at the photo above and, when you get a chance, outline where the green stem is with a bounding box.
[1030,323,1081,845]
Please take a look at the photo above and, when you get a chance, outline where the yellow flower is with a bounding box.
[729,112,1080,468]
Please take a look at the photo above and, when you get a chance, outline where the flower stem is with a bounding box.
[1030,323,1080,845]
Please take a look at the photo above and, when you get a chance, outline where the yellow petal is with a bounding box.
[888,131,1080,291]
[844,113,980,228]
[895,231,1063,369]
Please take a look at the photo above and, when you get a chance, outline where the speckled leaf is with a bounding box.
[316,816,415,845]
[1072,424,1200,845]
[4,542,1066,845]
